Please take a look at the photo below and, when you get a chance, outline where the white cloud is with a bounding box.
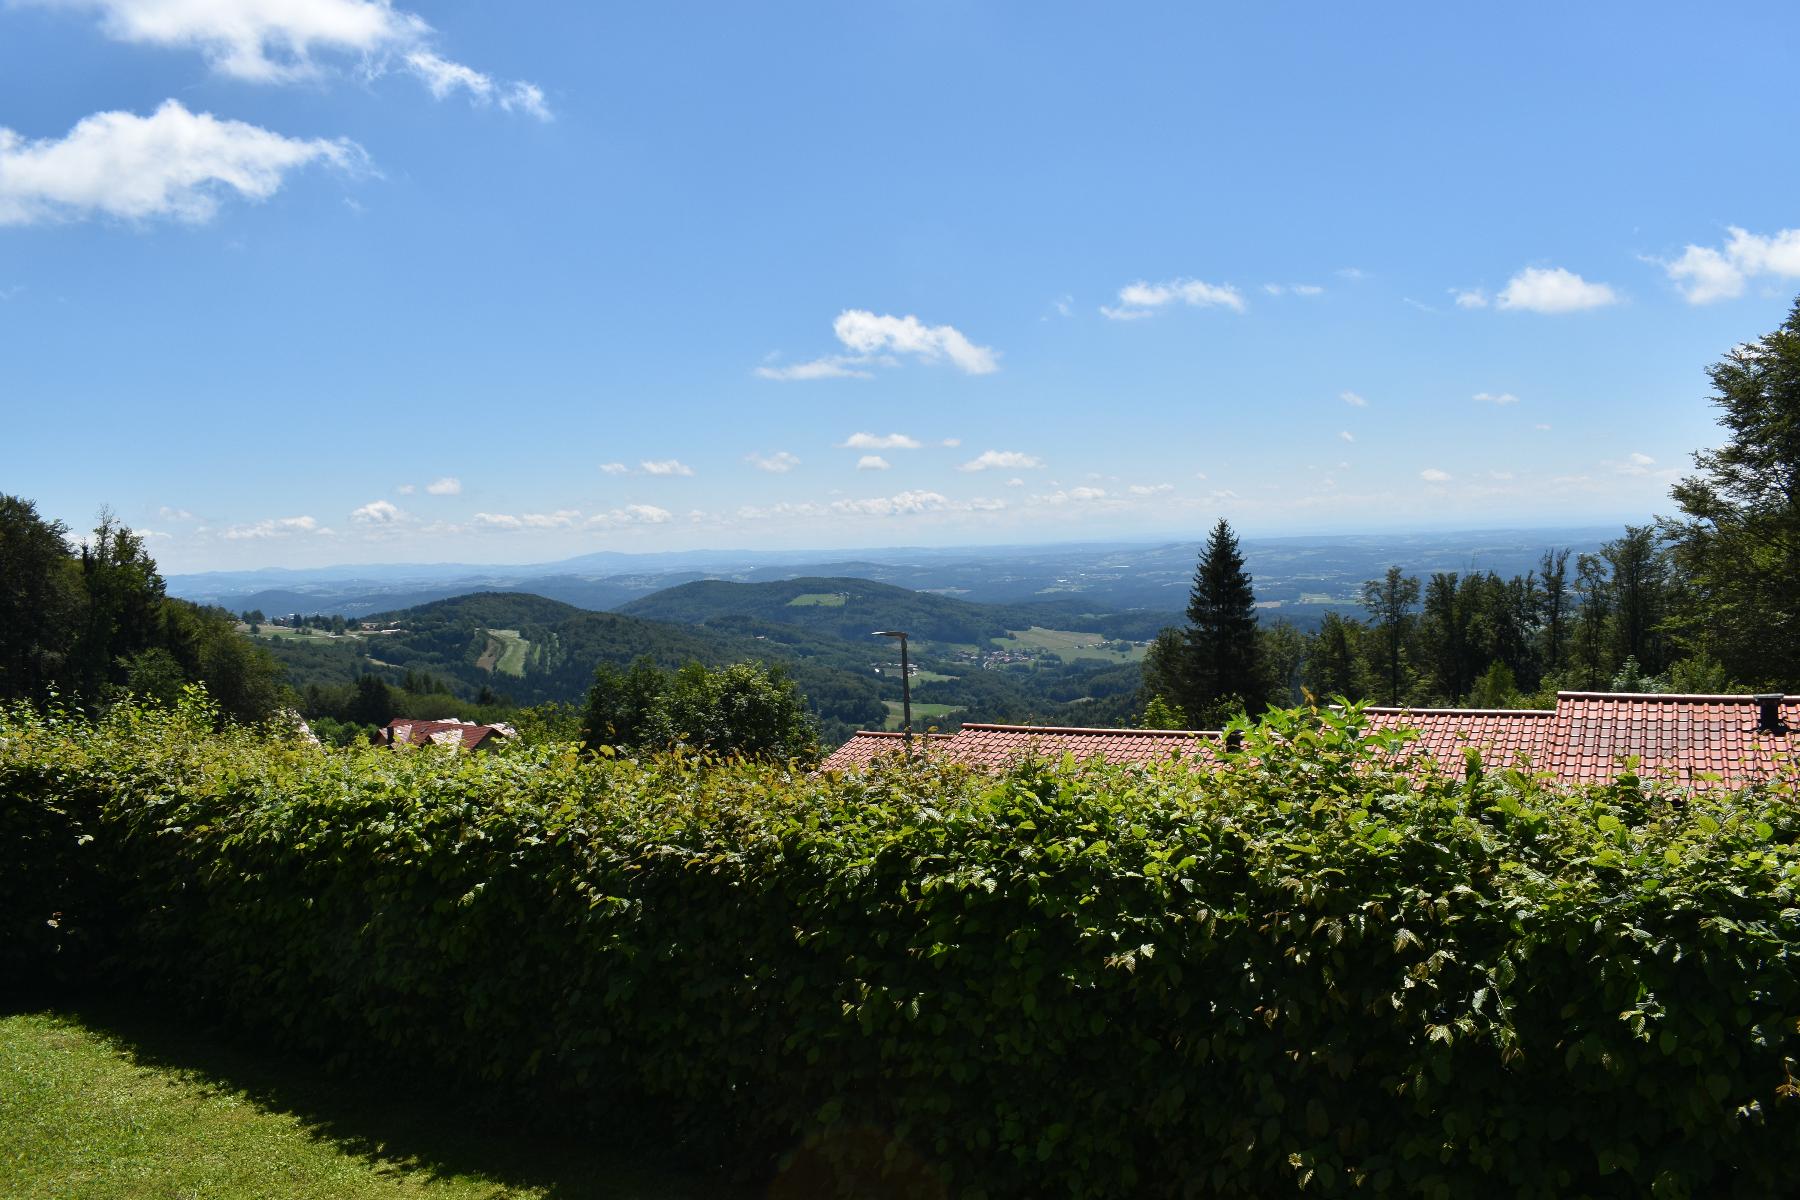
[961,449,1044,472]
[1496,266,1618,313]
[941,437,962,448]
[157,505,193,520]
[1033,486,1110,506]
[840,432,922,450]
[470,511,521,530]
[1473,392,1520,405]
[1128,483,1173,495]
[599,462,630,475]
[425,475,461,495]
[1420,468,1452,483]
[351,499,403,524]
[640,459,693,476]
[1666,227,1800,304]
[856,455,891,471]
[833,310,998,375]
[1101,277,1245,319]
[746,450,800,473]
[471,508,580,531]
[1340,390,1367,407]
[761,309,998,380]
[831,490,960,517]
[755,356,874,381]
[223,514,319,539]
[1290,283,1324,296]
[396,483,416,494]
[1452,288,1488,309]
[588,504,672,528]
[1338,430,1355,442]
[42,0,549,116]
[0,100,359,226]
[1612,451,1659,477]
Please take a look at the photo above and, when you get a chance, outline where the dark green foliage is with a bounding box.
[1176,519,1263,724]
[1361,565,1420,704]
[582,658,818,763]
[1667,296,1800,687]
[8,700,1799,1197]
[0,497,286,723]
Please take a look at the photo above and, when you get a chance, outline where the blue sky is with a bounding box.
[3,1,1798,572]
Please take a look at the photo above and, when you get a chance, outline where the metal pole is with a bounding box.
[899,633,912,749]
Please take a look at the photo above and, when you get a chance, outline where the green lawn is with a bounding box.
[992,627,1147,664]
[784,592,847,607]
[0,1009,736,1200]
[881,700,960,730]
[487,629,530,677]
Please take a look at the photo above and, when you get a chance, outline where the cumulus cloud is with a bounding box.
[39,0,550,116]
[598,462,630,475]
[0,100,360,226]
[222,514,319,539]
[1101,277,1245,320]
[746,450,799,473]
[1665,227,1800,304]
[425,475,461,495]
[351,499,403,524]
[1033,486,1110,506]
[157,505,193,520]
[1419,468,1452,483]
[396,483,416,495]
[840,432,921,450]
[960,449,1044,472]
[640,459,693,477]
[856,455,891,471]
[1614,451,1657,476]
[471,509,581,531]
[1496,266,1618,313]
[588,504,672,528]
[762,310,998,380]
[1473,391,1520,405]
[1128,483,1173,495]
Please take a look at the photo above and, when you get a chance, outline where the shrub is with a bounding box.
[3,699,1798,1197]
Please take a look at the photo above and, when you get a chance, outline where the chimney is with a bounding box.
[1754,693,1787,735]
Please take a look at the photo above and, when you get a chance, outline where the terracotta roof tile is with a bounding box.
[819,731,954,772]
[942,723,1223,771]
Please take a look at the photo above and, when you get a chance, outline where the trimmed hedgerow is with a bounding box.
[3,695,1799,1197]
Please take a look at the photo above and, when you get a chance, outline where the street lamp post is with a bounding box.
[874,630,912,749]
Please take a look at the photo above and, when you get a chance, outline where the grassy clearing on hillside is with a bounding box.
[784,592,847,607]
[881,700,959,730]
[489,629,530,677]
[993,626,1145,663]
[0,1009,732,1200]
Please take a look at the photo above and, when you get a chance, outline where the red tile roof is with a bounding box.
[821,694,1800,789]
[820,731,953,771]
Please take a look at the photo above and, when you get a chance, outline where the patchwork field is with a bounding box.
[785,592,847,607]
[881,700,960,730]
[992,627,1146,664]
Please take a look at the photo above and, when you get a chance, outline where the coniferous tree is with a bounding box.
[1178,519,1263,723]
[1360,565,1420,704]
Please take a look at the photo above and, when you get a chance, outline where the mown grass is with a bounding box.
[992,626,1145,664]
[0,1007,740,1200]
[880,700,959,730]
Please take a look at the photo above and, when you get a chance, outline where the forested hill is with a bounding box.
[615,576,1174,646]
[262,591,891,738]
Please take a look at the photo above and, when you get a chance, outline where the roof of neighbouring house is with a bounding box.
[378,717,515,751]
[820,693,1800,788]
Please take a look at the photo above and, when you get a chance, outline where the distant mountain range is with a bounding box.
[171,528,1618,620]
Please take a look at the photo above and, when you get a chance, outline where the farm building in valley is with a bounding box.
[374,717,517,752]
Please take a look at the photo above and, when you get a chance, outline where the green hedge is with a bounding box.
[4,695,1799,1197]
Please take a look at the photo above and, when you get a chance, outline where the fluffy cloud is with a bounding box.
[1127,483,1173,495]
[762,311,997,380]
[1263,283,1323,297]
[1101,277,1245,320]
[0,100,359,226]
[1340,390,1367,407]
[1452,288,1488,309]
[1419,468,1452,483]
[856,455,891,471]
[746,450,800,473]
[1666,227,1800,304]
[39,0,549,116]
[588,504,672,528]
[1473,391,1520,405]
[598,462,630,475]
[828,490,1004,518]
[960,449,1044,472]
[157,505,193,520]
[425,475,461,495]
[1496,267,1618,313]
[472,509,581,531]
[840,432,921,450]
[640,459,693,477]
[351,499,403,524]
[222,514,319,539]
[1614,451,1657,476]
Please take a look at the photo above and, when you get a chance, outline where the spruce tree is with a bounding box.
[1181,519,1262,723]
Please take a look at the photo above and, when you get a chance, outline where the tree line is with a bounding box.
[1143,296,1800,723]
